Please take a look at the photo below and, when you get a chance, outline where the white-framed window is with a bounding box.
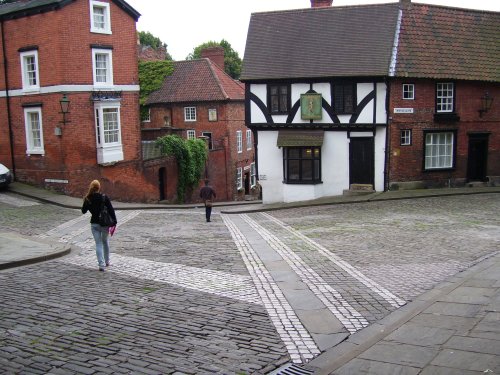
[20,50,40,92]
[92,48,113,87]
[436,83,454,113]
[236,130,242,153]
[403,84,414,100]
[90,0,111,34]
[94,102,123,164]
[246,129,252,150]
[401,129,411,146]
[187,129,196,140]
[184,107,196,122]
[208,108,217,122]
[425,131,454,170]
[236,167,243,190]
[250,162,256,187]
[24,107,44,155]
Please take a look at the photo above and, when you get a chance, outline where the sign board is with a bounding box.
[394,108,414,114]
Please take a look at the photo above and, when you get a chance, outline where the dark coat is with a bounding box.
[81,192,117,225]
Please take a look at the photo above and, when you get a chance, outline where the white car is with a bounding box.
[0,163,13,188]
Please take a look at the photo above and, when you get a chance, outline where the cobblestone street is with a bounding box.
[0,192,499,374]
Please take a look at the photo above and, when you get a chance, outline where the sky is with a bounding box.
[125,0,500,61]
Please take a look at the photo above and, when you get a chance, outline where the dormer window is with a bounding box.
[90,1,111,34]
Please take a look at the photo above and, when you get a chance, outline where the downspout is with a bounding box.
[1,19,15,176]
[385,7,403,191]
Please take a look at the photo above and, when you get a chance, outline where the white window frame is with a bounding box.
[208,108,217,122]
[90,0,111,34]
[184,107,196,122]
[236,130,242,153]
[20,50,40,92]
[24,107,44,155]
[401,129,411,146]
[94,101,123,164]
[425,132,454,170]
[250,162,256,188]
[187,129,196,140]
[436,83,454,113]
[403,83,414,100]
[246,129,252,150]
[92,48,113,87]
[236,167,243,190]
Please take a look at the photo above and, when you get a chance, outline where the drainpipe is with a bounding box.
[384,77,391,192]
[1,20,15,176]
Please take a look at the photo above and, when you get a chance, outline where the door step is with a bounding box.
[343,184,375,196]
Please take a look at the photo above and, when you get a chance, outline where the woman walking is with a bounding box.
[82,180,117,271]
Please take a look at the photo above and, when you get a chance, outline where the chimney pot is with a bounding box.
[311,0,332,8]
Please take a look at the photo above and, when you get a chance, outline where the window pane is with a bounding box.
[301,160,312,180]
[314,160,320,180]
[343,85,354,113]
[93,6,105,29]
[95,54,108,83]
[287,148,300,158]
[25,56,37,85]
[302,148,313,158]
[288,160,300,180]
[103,108,119,143]
[30,112,41,148]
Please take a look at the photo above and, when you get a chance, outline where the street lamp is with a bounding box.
[59,94,71,125]
[479,92,493,118]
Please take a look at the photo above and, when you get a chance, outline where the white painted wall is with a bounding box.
[376,82,387,124]
[374,127,387,191]
[357,83,375,123]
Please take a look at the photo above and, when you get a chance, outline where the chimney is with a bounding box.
[399,0,411,9]
[201,46,225,69]
[311,0,332,8]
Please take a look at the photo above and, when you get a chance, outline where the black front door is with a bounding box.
[349,137,374,186]
[467,134,489,182]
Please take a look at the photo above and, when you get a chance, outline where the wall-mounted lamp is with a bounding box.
[59,94,71,125]
[479,92,493,118]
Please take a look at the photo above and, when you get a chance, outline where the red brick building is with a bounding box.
[145,48,256,201]
[0,0,170,202]
[388,3,500,189]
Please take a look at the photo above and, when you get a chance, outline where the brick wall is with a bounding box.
[0,0,166,201]
[389,79,500,188]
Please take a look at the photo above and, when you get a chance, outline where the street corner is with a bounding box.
[0,231,71,270]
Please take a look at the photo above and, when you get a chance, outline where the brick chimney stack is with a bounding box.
[311,0,333,7]
[201,47,225,69]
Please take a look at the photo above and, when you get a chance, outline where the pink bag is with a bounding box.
[108,225,116,236]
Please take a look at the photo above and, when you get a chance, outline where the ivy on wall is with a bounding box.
[155,135,208,203]
[138,60,174,120]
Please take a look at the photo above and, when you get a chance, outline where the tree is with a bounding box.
[138,31,172,61]
[187,40,242,80]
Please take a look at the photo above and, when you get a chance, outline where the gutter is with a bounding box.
[1,19,15,176]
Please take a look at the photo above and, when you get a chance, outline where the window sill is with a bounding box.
[424,167,454,172]
[283,180,323,185]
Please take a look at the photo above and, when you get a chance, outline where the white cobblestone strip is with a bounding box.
[242,214,369,334]
[61,252,262,305]
[261,212,406,308]
[222,214,320,364]
[0,193,40,207]
[39,210,141,245]
[37,214,88,239]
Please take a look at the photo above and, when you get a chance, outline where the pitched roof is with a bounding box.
[241,3,400,81]
[0,0,140,21]
[146,59,245,105]
[395,4,500,82]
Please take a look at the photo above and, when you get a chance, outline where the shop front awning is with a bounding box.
[277,130,324,147]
